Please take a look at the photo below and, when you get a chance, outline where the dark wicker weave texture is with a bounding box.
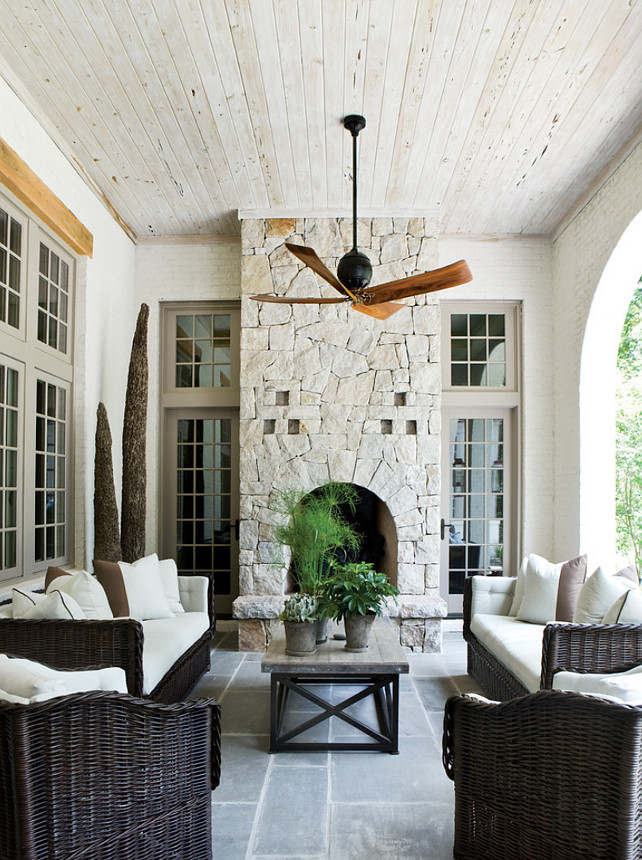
[463,576,642,700]
[0,691,221,860]
[443,690,642,860]
[0,573,216,702]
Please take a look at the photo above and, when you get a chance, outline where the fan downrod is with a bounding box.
[339,114,373,290]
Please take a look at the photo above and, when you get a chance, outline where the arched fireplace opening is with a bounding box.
[286,483,397,590]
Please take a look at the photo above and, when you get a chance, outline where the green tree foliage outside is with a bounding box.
[616,277,642,579]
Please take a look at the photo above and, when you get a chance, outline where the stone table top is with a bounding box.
[261,618,410,675]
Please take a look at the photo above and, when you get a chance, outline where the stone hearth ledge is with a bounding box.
[233,594,447,653]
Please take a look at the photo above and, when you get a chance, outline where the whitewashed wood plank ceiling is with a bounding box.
[0,0,640,241]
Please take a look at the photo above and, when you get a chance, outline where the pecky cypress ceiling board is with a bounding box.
[0,0,640,241]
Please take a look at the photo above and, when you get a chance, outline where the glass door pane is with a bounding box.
[165,408,239,616]
[441,409,512,614]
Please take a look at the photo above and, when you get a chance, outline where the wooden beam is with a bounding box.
[0,136,93,257]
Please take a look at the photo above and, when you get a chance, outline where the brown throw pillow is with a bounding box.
[45,566,70,591]
[555,554,588,621]
[93,559,130,617]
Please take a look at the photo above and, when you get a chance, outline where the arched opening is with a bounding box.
[285,483,398,591]
[580,208,642,564]
[615,279,642,573]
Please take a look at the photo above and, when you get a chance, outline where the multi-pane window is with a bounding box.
[0,189,74,581]
[0,365,19,571]
[450,313,507,387]
[175,312,231,389]
[38,242,70,353]
[34,380,67,563]
[0,205,22,329]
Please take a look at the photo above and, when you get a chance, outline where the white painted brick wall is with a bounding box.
[553,139,642,566]
[438,235,554,566]
[135,240,241,551]
[0,76,137,575]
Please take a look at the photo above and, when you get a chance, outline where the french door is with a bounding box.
[163,408,239,616]
[440,407,514,614]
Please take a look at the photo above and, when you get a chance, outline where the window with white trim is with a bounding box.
[0,189,74,582]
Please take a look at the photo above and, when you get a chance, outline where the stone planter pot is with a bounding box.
[315,617,329,644]
[283,620,317,657]
[344,613,375,652]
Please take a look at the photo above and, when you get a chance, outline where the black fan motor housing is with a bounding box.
[337,249,373,291]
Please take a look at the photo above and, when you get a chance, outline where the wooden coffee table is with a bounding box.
[261,618,409,754]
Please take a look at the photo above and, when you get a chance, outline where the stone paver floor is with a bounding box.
[190,621,481,860]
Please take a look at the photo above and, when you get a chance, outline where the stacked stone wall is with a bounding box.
[234,216,447,651]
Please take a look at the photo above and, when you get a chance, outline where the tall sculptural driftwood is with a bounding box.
[121,303,149,563]
[93,402,121,562]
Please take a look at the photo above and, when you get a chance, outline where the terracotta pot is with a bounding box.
[344,613,375,652]
[283,620,317,656]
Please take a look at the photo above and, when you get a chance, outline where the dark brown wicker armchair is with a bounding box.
[0,691,221,860]
[443,690,642,860]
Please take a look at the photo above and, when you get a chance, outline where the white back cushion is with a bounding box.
[0,654,127,701]
[159,558,185,613]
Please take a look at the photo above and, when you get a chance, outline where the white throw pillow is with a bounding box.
[602,588,642,624]
[516,554,563,624]
[509,557,528,616]
[159,558,185,614]
[12,588,85,620]
[0,654,127,701]
[118,553,174,620]
[573,566,636,624]
[46,570,113,620]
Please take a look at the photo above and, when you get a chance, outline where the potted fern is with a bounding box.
[279,593,319,656]
[272,483,361,643]
[318,561,398,652]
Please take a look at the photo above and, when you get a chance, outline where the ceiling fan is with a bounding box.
[249,115,472,319]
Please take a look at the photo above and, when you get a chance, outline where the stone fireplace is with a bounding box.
[232,215,447,651]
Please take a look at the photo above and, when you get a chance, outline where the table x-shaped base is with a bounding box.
[269,673,400,754]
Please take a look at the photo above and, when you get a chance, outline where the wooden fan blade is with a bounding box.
[249,294,346,305]
[284,243,347,295]
[351,301,405,319]
[360,260,472,305]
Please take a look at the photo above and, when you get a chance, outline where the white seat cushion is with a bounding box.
[141,612,209,695]
[470,614,546,692]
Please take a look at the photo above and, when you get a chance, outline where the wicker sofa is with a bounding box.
[464,574,642,701]
[443,689,642,860]
[0,690,221,860]
[0,573,216,703]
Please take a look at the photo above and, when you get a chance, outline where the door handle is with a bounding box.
[234,518,240,541]
[441,518,454,541]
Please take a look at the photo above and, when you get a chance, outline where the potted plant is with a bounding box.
[318,561,399,652]
[272,483,361,643]
[279,593,319,656]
